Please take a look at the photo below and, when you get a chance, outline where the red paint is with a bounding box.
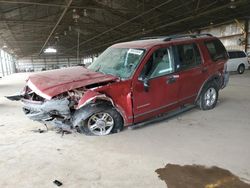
[77,90,103,108]
[28,66,117,99]
[25,35,228,127]
[92,80,134,125]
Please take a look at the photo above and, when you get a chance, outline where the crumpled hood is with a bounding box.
[27,66,117,100]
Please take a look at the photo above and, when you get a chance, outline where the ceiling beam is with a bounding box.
[39,0,73,55]
[0,19,55,25]
[63,0,174,53]
[74,0,248,55]
[0,1,138,12]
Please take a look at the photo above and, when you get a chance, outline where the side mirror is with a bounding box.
[139,76,150,92]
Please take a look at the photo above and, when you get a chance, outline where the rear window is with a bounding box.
[228,51,247,59]
[205,39,228,62]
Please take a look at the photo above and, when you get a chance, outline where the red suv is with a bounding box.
[8,34,229,136]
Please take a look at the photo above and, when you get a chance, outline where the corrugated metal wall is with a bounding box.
[16,56,82,72]
[0,49,16,77]
[201,20,249,53]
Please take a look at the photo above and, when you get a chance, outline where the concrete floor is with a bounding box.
[0,71,250,188]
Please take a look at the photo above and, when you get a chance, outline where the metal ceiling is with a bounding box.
[0,0,250,58]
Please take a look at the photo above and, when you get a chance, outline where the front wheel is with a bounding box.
[79,107,123,136]
[198,82,219,110]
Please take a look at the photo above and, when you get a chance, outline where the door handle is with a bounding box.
[166,74,179,84]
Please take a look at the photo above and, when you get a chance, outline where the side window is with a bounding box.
[228,51,238,59]
[175,43,201,70]
[237,51,246,58]
[140,48,174,79]
[205,39,227,62]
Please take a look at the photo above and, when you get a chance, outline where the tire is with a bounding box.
[79,107,123,136]
[237,64,245,74]
[198,82,219,110]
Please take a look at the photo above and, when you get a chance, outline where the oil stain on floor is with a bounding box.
[155,164,250,188]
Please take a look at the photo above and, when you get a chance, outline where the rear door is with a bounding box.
[173,42,208,105]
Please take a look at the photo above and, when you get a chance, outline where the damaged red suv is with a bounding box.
[8,34,229,136]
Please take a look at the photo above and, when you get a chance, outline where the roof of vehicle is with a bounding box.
[111,34,216,49]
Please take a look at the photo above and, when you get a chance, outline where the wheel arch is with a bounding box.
[195,74,221,103]
[73,91,126,128]
[239,63,245,68]
[238,63,245,70]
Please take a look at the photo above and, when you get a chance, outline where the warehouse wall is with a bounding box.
[17,56,84,72]
[200,20,249,53]
[0,49,16,77]
[15,20,250,74]
[16,55,97,73]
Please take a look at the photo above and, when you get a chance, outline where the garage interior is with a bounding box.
[0,0,250,187]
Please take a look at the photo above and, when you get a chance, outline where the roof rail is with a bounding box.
[163,33,213,41]
[138,33,213,41]
[139,36,168,40]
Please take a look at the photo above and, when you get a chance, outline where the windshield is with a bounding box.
[88,47,145,79]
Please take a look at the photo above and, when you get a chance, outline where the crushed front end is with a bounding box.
[18,86,85,131]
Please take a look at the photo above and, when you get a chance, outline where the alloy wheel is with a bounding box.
[87,112,114,136]
[204,88,217,107]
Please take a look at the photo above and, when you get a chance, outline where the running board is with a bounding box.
[128,104,196,130]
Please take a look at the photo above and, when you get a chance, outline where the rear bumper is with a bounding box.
[221,71,229,89]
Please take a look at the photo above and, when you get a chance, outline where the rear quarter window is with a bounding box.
[228,51,247,59]
[237,51,246,58]
[205,39,228,62]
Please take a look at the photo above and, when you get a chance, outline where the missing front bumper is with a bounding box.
[22,98,72,130]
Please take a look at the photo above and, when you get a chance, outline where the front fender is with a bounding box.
[75,90,128,126]
[77,90,113,109]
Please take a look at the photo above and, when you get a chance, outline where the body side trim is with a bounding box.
[130,93,197,119]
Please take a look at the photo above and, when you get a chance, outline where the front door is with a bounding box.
[132,46,180,123]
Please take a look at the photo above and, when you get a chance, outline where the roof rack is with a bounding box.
[138,36,168,40]
[163,33,213,41]
[139,33,213,41]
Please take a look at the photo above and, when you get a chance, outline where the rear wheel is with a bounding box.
[79,107,123,136]
[198,82,219,110]
[237,64,245,74]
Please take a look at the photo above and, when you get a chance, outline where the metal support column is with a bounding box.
[245,19,249,52]
[0,51,4,77]
[67,57,70,67]
[44,57,47,70]
[7,53,12,74]
[77,30,80,64]
[31,56,34,71]
[4,52,9,75]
